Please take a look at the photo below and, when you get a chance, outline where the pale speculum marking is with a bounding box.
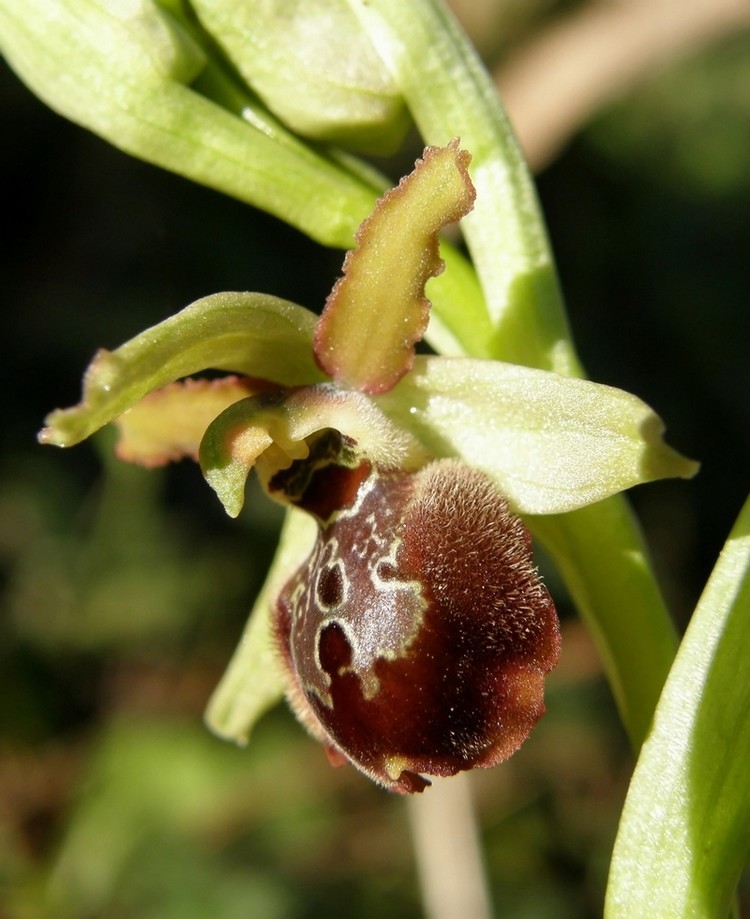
[283,463,426,706]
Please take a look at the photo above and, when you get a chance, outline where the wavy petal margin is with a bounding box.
[313,140,475,393]
[377,356,698,515]
[39,293,323,449]
[115,376,276,467]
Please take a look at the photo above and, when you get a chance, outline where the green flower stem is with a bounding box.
[353,0,679,748]
[605,496,750,917]
[408,774,494,919]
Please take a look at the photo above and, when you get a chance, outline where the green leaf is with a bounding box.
[313,141,476,394]
[606,495,750,917]
[204,507,318,744]
[378,356,698,515]
[190,0,410,154]
[0,0,379,247]
[39,292,323,448]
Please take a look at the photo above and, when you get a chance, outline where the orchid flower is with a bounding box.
[39,142,696,793]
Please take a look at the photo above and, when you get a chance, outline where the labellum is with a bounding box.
[271,435,561,794]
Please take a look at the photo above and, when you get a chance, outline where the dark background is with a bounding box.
[1,12,748,918]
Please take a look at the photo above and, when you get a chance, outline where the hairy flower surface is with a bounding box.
[273,449,559,793]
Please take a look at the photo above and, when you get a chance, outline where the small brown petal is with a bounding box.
[115,375,275,467]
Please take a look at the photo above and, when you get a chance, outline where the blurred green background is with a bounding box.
[2,3,749,916]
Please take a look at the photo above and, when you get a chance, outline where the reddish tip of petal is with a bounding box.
[324,746,349,769]
[395,770,431,794]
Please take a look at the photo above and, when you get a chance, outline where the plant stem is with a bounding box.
[407,774,494,919]
[350,0,680,750]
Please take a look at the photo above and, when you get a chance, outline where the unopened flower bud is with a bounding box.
[191,0,410,154]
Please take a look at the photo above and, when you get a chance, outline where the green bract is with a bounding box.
[37,143,697,743]
[190,0,410,153]
[0,0,378,247]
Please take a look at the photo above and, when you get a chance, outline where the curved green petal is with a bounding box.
[378,356,698,515]
[200,384,429,517]
[205,507,318,745]
[606,496,750,917]
[39,292,323,449]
